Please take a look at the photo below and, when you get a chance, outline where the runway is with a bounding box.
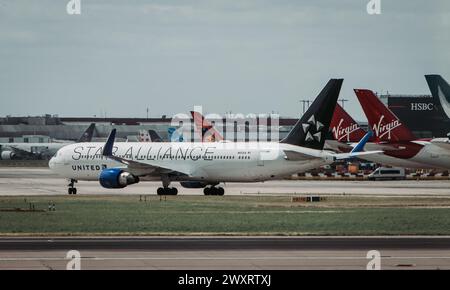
[0,167,450,196]
[1,168,450,269]
[1,237,450,270]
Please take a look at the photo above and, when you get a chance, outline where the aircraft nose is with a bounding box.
[49,151,63,171]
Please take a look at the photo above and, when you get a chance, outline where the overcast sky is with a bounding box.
[0,0,449,121]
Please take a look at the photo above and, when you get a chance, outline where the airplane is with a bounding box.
[148,130,163,142]
[425,74,450,121]
[424,74,450,148]
[328,103,435,168]
[137,130,163,142]
[353,89,450,170]
[0,123,96,160]
[191,111,275,143]
[48,79,380,195]
[168,127,184,142]
[325,103,369,153]
[191,111,224,142]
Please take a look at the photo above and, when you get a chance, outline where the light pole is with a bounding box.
[338,99,348,109]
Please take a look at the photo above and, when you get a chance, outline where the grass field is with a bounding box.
[1,195,450,236]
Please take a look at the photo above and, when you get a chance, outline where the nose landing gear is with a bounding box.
[68,179,77,195]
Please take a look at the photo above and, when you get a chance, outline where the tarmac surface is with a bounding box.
[1,237,450,270]
[0,167,450,196]
[1,168,450,269]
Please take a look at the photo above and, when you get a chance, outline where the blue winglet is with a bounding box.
[102,129,116,156]
[351,130,373,154]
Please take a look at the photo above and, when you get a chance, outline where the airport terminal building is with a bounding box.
[0,114,297,143]
[381,94,450,138]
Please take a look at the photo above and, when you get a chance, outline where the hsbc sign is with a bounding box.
[410,103,434,111]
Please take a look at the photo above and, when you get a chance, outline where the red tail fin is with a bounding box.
[330,103,367,142]
[190,111,224,142]
[354,89,416,142]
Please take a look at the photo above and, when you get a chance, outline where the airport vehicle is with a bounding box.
[49,79,380,195]
[368,167,406,181]
[0,123,96,160]
[329,89,450,169]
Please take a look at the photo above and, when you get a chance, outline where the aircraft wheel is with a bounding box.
[68,188,77,195]
[157,187,164,195]
[170,188,178,195]
[217,187,224,196]
[203,187,211,195]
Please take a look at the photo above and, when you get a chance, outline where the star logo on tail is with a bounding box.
[302,115,324,142]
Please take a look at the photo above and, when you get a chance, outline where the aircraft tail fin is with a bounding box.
[330,103,367,143]
[102,129,116,156]
[148,130,163,142]
[138,129,163,142]
[350,130,373,153]
[425,74,450,119]
[190,111,224,142]
[281,79,343,150]
[354,89,415,142]
[77,123,96,143]
[332,130,381,159]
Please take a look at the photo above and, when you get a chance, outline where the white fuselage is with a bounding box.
[407,142,450,170]
[326,140,450,170]
[49,142,333,183]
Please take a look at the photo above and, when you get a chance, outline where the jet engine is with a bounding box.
[1,151,16,160]
[180,181,207,188]
[99,168,139,189]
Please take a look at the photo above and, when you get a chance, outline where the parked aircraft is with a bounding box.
[425,74,450,121]
[49,79,379,195]
[191,111,224,142]
[328,102,434,168]
[341,89,450,169]
[137,130,163,142]
[0,123,96,160]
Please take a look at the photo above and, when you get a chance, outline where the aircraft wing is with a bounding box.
[102,129,190,177]
[332,150,383,160]
[5,145,37,157]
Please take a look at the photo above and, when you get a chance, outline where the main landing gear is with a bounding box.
[203,186,225,196]
[157,175,178,195]
[68,179,77,195]
[157,187,178,195]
